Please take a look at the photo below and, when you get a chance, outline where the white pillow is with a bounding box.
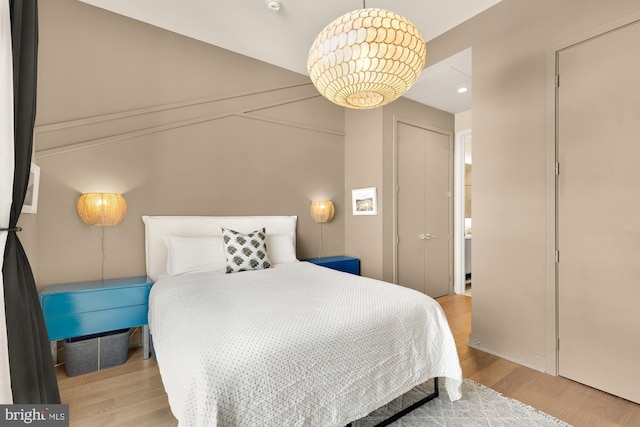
[164,236,227,275]
[266,233,297,264]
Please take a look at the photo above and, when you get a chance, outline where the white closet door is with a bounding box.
[557,20,640,404]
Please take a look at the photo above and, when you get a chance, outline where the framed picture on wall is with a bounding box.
[352,187,377,215]
[22,162,40,214]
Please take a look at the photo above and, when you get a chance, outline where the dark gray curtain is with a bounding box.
[2,0,60,403]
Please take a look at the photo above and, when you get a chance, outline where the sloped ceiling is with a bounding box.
[79,0,502,113]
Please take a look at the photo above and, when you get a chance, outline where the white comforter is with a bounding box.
[149,261,462,427]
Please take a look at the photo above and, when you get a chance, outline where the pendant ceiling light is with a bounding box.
[307,6,426,109]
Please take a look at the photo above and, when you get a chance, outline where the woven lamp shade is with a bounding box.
[310,201,335,223]
[307,8,426,109]
[77,193,127,226]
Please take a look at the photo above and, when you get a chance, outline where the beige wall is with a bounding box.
[344,108,384,279]
[30,0,345,288]
[427,0,640,371]
[345,98,454,281]
[455,110,472,133]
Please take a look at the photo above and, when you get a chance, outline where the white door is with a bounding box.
[397,122,452,298]
[557,20,640,404]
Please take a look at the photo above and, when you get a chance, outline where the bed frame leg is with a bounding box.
[345,378,440,427]
[373,378,439,427]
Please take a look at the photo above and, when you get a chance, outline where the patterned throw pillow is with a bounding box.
[222,227,271,273]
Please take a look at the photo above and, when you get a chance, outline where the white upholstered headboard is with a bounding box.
[142,215,298,282]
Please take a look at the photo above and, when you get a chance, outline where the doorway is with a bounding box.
[454,130,472,295]
[395,121,453,298]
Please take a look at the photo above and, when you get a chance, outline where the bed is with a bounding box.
[143,215,462,426]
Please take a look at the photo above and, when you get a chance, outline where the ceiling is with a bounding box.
[79,0,502,114]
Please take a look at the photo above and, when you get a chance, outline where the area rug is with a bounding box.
[354,378,572,426]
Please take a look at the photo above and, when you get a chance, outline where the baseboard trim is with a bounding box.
[468,333,547,373]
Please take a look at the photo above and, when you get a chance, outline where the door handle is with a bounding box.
[418,233,438,240]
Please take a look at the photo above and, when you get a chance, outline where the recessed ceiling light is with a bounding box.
[266,0,281,12]
[457,87,468,93]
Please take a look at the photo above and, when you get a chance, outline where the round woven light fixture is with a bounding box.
[77,193,127,226]
[310,200,335,223]
[307,8,426,109]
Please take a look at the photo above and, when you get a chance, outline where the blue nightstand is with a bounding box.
[306,256,360,275]
[39,276,152,359]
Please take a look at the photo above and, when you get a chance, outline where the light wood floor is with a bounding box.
[57,294,640,426]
